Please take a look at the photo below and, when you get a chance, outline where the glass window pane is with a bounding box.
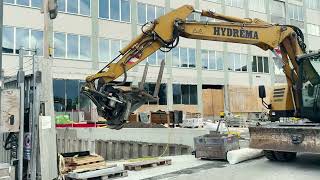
[31,0,42,8]
[209,51,216,70]
[181,85,190,104]
[180,48,188,67]
[66,80,79,111]
[228,53,235,71]
[258,56,263,72]
[241,54,247,71]
[189,48,196,68]
[2,26,14,54]
[190,85,197,105]
[110,0,120,20]
[16,0,29,6]
[67,34,79,59]
[201,50,208,69]
[234,53,242,71]
[289,4,294,19]
[263,57,269,73]
[54,32,66,58]
[147,4,155,22]
[80,36,91,60]
[30,30,43,56]
[4,0,14,3]
[99,0,109,18]
[99,38,110,62]
[58,0,66,11]
[252,56,257,72]
[157,51,165,65]
[111,39,120,58]
[67,0,78,13]
[172,48,180,67]
[53,79,66,112]
[16,28,29,54]
[148,52,157,65]
[173,84,181,104]
[216,51,223,70]
[121,0,130,22]
[159,84,167,105]
[156,6,165,18]
[79,81,92,120]
[80,0,91,16]
[137,3,146,24]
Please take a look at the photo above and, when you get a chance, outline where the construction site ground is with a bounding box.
[100,127,319,180]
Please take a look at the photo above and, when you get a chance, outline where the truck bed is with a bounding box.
[249,123,320,153]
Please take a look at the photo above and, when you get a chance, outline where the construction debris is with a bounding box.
[66,166,127,180]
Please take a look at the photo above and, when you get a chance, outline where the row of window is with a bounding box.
[4,0,42,8]
[173,84,197,105]
[289,4,304,21]
[228,53,247,72]
[98,38,129,62]
[172,47,196,68]
[252,56,269,73]
[2,26,43,55]
[99,0,131,22]
[225,0,244,8]
[137,2,165,25]
[307,23,320,36]
[58,0,91,16]
[248,0,266,13]
[201,50,223,70]
[53,32,91,60]
[305,0,320,10]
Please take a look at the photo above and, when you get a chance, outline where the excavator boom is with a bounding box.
[81,5,319,129]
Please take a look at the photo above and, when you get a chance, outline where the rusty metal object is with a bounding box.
[194,132,240,160]
[249,123,320,153]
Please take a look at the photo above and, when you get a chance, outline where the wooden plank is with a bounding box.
[123,159,172,171]
[66,161,107,173]
[66,166,127,179]
[65,155,104,166]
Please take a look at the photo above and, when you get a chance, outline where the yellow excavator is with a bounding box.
[82,5,320,161]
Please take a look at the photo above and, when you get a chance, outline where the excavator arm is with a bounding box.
[81,5,318,129]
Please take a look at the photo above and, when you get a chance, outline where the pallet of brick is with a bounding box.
[66,166,127,180]
[123,159,172,171]
[64,154,107,173]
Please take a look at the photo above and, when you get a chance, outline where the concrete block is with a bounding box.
[115,142,121,160]
[141,144,149,157]
[151,145,159,157]
[107,141,113,161]
[132,143,139,159]
[123,143,130,160]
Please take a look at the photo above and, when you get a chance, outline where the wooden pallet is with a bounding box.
[64,155,106,173]
[123,159,172,171]
[66,166,127,180]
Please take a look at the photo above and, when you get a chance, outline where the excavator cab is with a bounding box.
[298,51,320,122]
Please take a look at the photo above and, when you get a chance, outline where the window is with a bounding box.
[148,52,157,65]
[207,0,220,3]
[31,0,42,8]
[189,48,196,68]
[144,83,167,105]
[4,0,14,3]
[249,0,265,13]
[67,0,78,14]
[110,39,120,59]
[2,26,14,54]
[30,30,44,56]
[305,0,320,10]
[225,0,244,8]
[289,4,304,21]
[16,0,29,6]
[54,32,66,58]
[5,0,43,8]
[67,34,79,59]
[80,36,91,60]
[137,3,146,24]
[99,38,110,62]
[252,56,269,73]
[180,48,188,67]
[137,2,165,24]
[157,51,165,65]
[80,0,91,16]
[173,84,197,105]
[172,48,180,67]
[16,28,29,55]
[99,0,109,18]
[228,53,247,72]
[270,0,285,17]
[58,0,66,11]
[99,0,130,22]
[202,50,224,70]
[307,24,320,36]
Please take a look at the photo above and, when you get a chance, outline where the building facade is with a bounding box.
[2,0,320,120]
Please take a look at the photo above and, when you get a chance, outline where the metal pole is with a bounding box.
[17,48,25,180]
[0,0,4,134]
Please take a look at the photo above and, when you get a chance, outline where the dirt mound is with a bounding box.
[123,122,166,128]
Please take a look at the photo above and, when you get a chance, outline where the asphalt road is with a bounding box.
[162,153,320,180]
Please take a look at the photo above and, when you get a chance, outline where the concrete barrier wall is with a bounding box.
[56,128,210,160]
